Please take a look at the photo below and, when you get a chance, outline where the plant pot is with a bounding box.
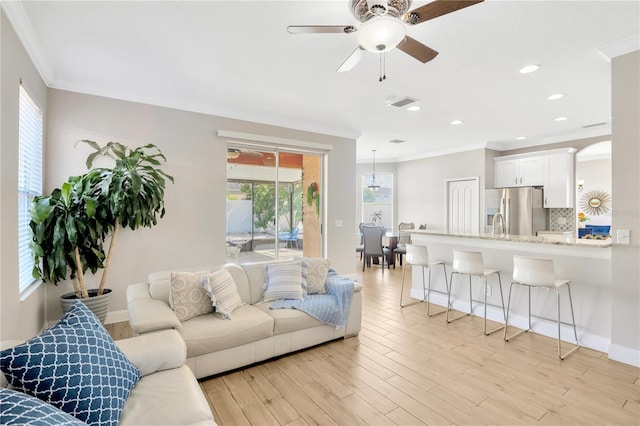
[60,289,112,323]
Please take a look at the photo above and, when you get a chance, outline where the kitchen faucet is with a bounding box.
[492,212,506,235]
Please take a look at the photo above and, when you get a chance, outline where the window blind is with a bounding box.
[18,84,43,293]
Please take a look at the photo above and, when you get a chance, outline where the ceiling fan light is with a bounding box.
[358,16,406,53]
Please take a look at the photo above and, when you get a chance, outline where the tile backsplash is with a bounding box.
[549,208,575,232]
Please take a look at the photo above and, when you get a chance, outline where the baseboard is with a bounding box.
[105,309,129,325]
[410,288,611,355]
[608,344,640,367]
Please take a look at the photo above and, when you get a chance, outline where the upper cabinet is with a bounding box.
[494,148,575,207]
[543,149,575,208]
[495,154,544,187]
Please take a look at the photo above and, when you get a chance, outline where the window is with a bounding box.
[18,84,43,293]
[362,173,393,230]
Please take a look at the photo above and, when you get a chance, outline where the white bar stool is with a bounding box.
[504,255,579,360]
[400,244,448,317]
[447,250,505,335]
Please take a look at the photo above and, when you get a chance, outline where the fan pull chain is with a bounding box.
[378,51,387,82]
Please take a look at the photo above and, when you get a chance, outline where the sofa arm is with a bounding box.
[127,283,181,335]
[128,299,181,335]
[115,330,186,377]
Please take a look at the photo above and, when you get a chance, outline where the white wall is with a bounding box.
[0,10,49,340]
[43,89,356,323]
[576,158,612,226]
[610,49,640,365]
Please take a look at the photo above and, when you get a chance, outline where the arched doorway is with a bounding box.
[575,141,612,239]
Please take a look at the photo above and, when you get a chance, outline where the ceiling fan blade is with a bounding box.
[397,36,439,63]
[405,0,483,25]
[287,25,357,34]
[337,48,364,72]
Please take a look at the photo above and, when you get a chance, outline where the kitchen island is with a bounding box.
[409,230,611,354]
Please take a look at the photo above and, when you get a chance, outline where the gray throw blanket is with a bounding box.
[269,269,354,327]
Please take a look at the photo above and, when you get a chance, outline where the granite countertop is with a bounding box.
[410,229,612,248]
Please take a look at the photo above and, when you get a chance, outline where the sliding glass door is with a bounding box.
[226,146,322,262]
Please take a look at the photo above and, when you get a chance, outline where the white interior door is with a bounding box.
[447,178,480,234]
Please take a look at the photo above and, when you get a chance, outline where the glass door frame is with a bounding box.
[226,142,325,261]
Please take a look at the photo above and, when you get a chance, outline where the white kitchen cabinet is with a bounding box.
[543,150,575,208]
[495,155,544,187]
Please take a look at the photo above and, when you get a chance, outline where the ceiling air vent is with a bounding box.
[389,139,405,144]
[388,97,418,108]
[582,122,607,128]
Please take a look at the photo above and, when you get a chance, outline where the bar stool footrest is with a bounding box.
[504,327,529,341]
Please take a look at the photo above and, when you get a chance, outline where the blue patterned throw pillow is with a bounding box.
[0,388,87,425]
[0,300,141,426]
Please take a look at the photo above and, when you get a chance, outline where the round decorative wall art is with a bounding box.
[580,190,611,216]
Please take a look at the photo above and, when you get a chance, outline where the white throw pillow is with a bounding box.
[301,257,330,294]
[170,270,213,322]
[202,268,244,319]
[263,262,305,302]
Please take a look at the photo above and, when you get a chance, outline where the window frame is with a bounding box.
[18,83,44,296]
[362,172,394,230]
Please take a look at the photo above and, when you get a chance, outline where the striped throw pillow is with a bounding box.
[263,262,304,302]
[202,269,244,319]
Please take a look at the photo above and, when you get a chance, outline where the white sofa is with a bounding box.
[127,260,362,379]
[1,329,216,425]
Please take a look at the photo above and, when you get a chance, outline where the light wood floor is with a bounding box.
[108,258,640,425]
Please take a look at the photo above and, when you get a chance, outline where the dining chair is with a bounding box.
[393,222,415,266]
[356,222,374,259]
[361,224,391,273]
[504,255,579,359]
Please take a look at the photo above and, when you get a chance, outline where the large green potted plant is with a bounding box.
[30,141,173,322]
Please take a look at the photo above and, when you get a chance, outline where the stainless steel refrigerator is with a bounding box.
[484,187,547,236]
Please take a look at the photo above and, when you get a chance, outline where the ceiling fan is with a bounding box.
[287,0,483,78]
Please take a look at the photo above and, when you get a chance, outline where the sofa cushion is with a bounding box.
[148,266,215,304]
[263,262,305,302]
[301,257,331,294]
[202,268,245,319]
[180,305,274,358]
[119,366,215,426]
[240,260,293,304]
[254,303,324,335]
[0,300,141,426]
[0,388,87,425]
[170,270,212,322]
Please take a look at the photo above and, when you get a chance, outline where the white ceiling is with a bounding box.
[6,1,639,162]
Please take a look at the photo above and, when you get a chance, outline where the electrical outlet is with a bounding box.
[557,217,567,225]
[486,285,492,296]
[335,219,343,227]
[617,229,630,244]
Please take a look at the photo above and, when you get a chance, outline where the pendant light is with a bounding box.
[368,149,381,190]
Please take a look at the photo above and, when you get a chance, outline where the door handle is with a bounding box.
[544,197,547,207]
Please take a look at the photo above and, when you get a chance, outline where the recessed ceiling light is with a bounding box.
[406,105,421,111]
[547,93,564,100]
[519,64,540,74]
[516,136,526,140]
[450,120,463,125]
[554,116,569,121]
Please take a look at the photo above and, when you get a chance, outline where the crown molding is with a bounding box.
[3,1,54,84]
[597,34,640,61]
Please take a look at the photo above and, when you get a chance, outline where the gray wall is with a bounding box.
[396,149,488,232]
[1,11,48,340]
[610,50,640,363]
[43,89,357,323]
